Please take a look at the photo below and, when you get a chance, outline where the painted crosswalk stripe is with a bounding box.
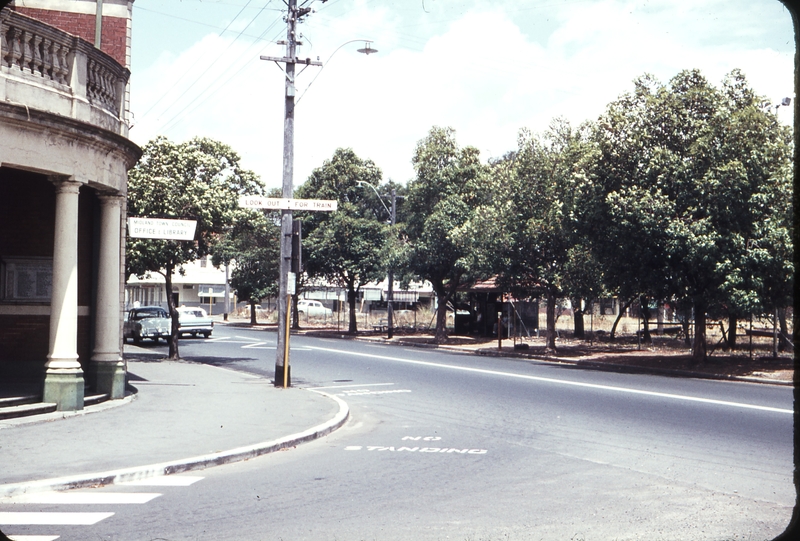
[121,476,204,487]
[0,512,113,525]
[8,493,161,505]
[8,535,60,541]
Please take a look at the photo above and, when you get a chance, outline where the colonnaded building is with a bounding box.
[0,0,140,411]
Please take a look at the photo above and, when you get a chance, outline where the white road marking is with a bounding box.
[307,346,794,414]
[0,512,114,525]
[6,493,161,505]
[205,336,231,342]
[308,383,395,390]
[8,536,60,541]
[120,476,204,487]
[345,445,487,454]
[242,342,272,349]
[339,389,412,396]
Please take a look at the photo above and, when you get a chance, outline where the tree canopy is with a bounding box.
[589,69,793,362]
[127,136,263,358]
[295,148,388,333]
[403,127,493,343]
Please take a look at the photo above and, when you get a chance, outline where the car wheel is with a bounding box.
[202,332,210,338]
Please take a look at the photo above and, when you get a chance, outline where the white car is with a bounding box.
[177,306,214,338]
[296,300,333,318]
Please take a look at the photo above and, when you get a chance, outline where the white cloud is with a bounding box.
[129,0,794,191]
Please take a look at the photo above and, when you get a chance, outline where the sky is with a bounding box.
[128,0,795,191]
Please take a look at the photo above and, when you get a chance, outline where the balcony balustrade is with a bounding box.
[0,9,129,136]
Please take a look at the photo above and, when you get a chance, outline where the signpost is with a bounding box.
[241,198,337,387]
[238,197,338,212]
[127,218,197,241]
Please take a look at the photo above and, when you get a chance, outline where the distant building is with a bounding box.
[0,0,140,410]
[126,256,233,315]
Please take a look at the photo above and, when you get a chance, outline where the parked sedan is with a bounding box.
[124,306,171,344]
[296,299,333,318]
[177,306,214,338]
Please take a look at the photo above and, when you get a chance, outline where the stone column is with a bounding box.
[43,179,85,411]
[91,194,126,399]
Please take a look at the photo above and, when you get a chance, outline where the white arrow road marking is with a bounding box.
[0,512,114,525]
[8,535,60,541]
[307,346,793,414]
[6,493,161,505]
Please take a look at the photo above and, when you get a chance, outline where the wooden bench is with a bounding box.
[372,319,388,332]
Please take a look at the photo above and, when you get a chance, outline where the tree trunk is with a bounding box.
[164,267,180,360]
[778,307,790,352]
[678,303,692,348]
[545,292,557,353]
[610,297,634,341]
[726,315,737,350]
[691,301,707,364]
[572,298,585,339]
[249,300,258,325]
[639,296,652,344]
[347,286,358,334]
[291,295,300,330]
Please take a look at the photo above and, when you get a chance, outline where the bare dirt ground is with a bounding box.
[229,310,794,384]
[297,325,795,384]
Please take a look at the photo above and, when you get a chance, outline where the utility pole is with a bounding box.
[261,0,322,387]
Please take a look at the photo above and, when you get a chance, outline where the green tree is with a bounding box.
[591,69,793,362]
[497,120,596,353]
[404,127,492,343]
[211,208,280,325]
[296,148,387,333]
[127,136,263,359]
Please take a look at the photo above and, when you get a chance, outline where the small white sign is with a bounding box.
[238,196,338,212]
[287,272,297,295]
[128,218,197,240]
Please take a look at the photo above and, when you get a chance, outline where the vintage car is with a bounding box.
[296,299,333,318]
[177,306,214,338]
[124,306,171,344]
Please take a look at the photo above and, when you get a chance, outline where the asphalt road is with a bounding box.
[10,325,796,540]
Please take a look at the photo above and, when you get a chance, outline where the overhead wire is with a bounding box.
[156,18,287,135]
[147,1,284,134]
[136,1,261,121]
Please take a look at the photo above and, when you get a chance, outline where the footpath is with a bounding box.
[0,358,347,498]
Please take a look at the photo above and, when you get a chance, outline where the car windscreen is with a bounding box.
[136,309,166,319]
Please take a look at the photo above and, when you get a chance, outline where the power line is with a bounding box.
[155,20,286,135]
[137,1,261,120]
[148,2,283,133]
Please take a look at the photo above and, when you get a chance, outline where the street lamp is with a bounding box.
[771,97,792,116]
[357,181,396,339]
[295,40,377,104]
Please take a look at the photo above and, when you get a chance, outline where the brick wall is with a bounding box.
[13,7,128,67]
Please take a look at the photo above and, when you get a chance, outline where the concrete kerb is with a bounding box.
[0,390,349,499]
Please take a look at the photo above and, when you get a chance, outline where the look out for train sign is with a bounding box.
[238,196,338,212]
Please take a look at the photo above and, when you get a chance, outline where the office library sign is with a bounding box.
[127,218,198,241]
